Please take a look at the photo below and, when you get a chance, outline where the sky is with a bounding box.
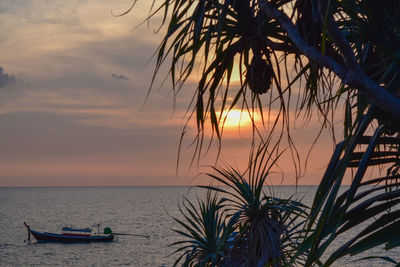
[0,0,338,186]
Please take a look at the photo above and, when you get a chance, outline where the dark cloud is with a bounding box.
[0,66,15,87]
[112,73,129,81]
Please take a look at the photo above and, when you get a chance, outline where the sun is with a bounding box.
[218,109,258,129]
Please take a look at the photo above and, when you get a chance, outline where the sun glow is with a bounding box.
[218,109,259,129]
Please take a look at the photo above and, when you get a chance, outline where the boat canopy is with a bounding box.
[61,227,91,233]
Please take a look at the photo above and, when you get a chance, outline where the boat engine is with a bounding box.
[104,227,112,235]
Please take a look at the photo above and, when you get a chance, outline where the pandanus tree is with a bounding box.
[123,0,400,265]
[170,144,309,266]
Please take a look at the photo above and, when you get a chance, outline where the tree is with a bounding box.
[125,0,400,265]
[169,144,309,266]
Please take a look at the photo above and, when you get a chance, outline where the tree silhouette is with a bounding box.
[125,0,400,265]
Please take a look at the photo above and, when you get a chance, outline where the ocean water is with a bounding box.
[0,186,398,266]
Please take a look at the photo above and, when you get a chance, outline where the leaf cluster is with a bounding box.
[170,143,309,266]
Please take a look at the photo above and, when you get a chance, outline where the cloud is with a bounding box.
[0,67,15,87]
[112,73,130,81]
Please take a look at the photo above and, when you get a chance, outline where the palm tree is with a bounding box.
[205,169,308,267]
[123,0,400,265]
[171,144,309,266]
[169,190,237,266]
[286,108,400,266]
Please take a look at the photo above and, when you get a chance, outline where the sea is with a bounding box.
[0,186,398,266]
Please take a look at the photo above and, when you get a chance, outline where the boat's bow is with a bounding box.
[23,222,31,242]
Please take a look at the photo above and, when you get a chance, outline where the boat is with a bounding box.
[24,222,114,243]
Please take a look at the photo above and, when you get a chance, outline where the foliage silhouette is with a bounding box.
[123,0,400,265]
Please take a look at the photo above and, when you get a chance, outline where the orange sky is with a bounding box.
[0,0,343,186]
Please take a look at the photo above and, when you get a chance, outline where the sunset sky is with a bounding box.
[0,0,338,186]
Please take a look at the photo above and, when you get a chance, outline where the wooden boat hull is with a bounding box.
[30,229,114,243]
[25,223,114,243]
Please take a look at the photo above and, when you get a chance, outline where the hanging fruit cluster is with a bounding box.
[246,50,274,95]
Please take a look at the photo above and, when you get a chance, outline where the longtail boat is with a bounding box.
[24,222,114,243]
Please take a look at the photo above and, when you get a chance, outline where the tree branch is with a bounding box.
[259,1,400,120]
[264,38,300,54]
[326,17,358,69]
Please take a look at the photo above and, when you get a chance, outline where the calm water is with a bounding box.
[0,186,398,266]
